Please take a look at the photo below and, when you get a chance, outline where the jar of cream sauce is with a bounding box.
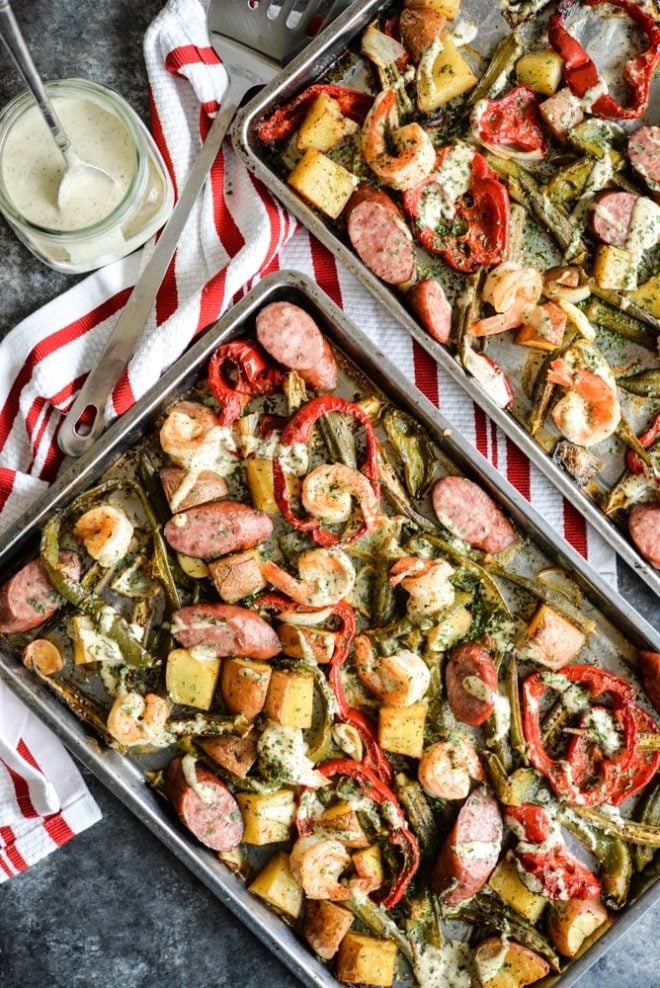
[0,79,174,273]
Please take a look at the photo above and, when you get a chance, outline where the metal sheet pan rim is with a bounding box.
[0,270,658,988]
[229,0,660,600]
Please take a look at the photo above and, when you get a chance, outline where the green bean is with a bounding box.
[485,155,588,264]
[589,283,660,335]
[284,370,307,413]
[505,652,528,764]
[373,557,396,626]
[406,891,444,983]
[453,893,561,971]
[383,408,436,499]
[468,31,522,104]
[506,203,527,265]
[137,448,172,524]
[345,896,414,964]
[545,157,594,206]
[131,477,181,612]
[376,445,437,533]
[395,773,440,860]
[454,271,482,367]
[632,780,660,872]
[583,297,657,350]
[559,808,632,908]
[571,806,660,846]
[568,119,621,159]
[165,712,251,740]
[480,750,510,802]
[485,561,596,635]
[618,368,660,398]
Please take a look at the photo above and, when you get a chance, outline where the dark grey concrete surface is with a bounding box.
[0,2,658,987]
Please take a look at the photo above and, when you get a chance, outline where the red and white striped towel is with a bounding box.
[0,0,617,877]
[0,681,101,882]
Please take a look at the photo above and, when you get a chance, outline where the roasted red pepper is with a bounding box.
[549,0,660,120]
[256,84,374,144]
[521,666,639,806]
[473,85,547,157]
[506,803,552,844]
[255,592,392,782]
[517,844,602,900]
[402,147,510,273]
[317,759,420,909]
[626,411,659,478]
[208,341,284,427]
[567,703,660,805]
[273,396,381,547]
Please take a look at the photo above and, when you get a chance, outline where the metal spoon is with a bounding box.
[0,0,115,211]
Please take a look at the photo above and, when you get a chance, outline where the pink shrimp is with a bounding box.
[362,89,436,191]
[547,356,620,447]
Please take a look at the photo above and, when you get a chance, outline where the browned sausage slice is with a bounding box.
[640,651,660,712]
[160,467,228,512]
[628,125,660,191]
[446,642,498,727]
[164,755,244,851]
[432,476,516,553]
[0,552,82,634]
[629,503,660,568]
[346,184,416,285]
[590,191,637,247]
[171,603,281,659]
[408,279,452,344]
[431,786,503,904]
[256,302,337,392]
[164,501,272,559]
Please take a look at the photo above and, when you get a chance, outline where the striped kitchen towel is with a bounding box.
[0,0,616,874]
[0,681,102,882]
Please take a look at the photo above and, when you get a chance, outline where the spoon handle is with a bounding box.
[0,0,70,156]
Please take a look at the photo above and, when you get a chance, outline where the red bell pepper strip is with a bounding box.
[505,803,552,844]
[402,147,510,273]
[516,844,602,900]
[256,84,374,144]
[255,592,392,783]
[273,396,381,547]
[548,0,660,121]
[317,759,420,909]
[208,341,284,427]
[521,665,639,806]
[473,85,548,156]
[567,703,660,806]
[626,411,659,478]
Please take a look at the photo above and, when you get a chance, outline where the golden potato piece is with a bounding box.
[249,851,303,919]
[547,898,609,957]
[337,932,398,987]
[378,702,427,758]
[516,50,564,96]
[304,899,354,960]
[474,936,549,987]
[288,150,359,220]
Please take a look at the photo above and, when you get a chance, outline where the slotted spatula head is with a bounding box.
[208,0,351,74]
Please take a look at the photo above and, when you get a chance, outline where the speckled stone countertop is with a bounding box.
[0,2,658,986]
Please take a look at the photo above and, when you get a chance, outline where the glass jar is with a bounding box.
[0,79,174,273]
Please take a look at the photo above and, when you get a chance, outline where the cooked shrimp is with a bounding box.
[160,400,221,468]
[362,88,436,191]
[106,692,171,747]
[289,834,352,900]
[261,548,356,607]
[353,634,431,706]
[482,262,543,313]
[547,345,621,447]
[302,463,382,532]
[73,504,133,568]
[418,738,485,800]
[389,556,455,621]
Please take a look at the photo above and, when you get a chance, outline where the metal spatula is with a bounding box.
[58,0,351,458]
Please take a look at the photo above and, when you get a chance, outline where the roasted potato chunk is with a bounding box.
[337,932,398,987]
[249,852,303,919]
[304,899,354,960]
[547,898,609,957]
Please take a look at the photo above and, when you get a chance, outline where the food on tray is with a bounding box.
[3,296,659,988]
[256,0,660,575]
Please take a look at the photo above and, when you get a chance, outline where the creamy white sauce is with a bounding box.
[475,938,509,985]
[168,422,238,511]
[492,690,512,742]
[583,707,621,756]
[571,155,613,226]
[581,79,609,111]
[454,839,500,859]
[257,722,324,787]
[189,644,222,664]
[1,95,134,231]
[181,754,219,806]
[625,196,660,259]
[463,675,494,704]
[452,19,477,46]
[77,618,123,664]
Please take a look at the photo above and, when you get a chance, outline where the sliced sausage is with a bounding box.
[590,191,637,247]
[0,552,81,634]
[446,643,498,727]
[432,475,516,553]
[164,501,272,560]
[256,302,337,392]
[431,786,503,904]
[640,650,660,712]
[629,503,660,568]
[346,184,416,285]
[171,603,281,659]
[408,279,452,344]
[164,755,243,851]
[628,125,660,192]
[160,467,228,512]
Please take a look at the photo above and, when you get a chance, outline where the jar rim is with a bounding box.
[0,78,144,239]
